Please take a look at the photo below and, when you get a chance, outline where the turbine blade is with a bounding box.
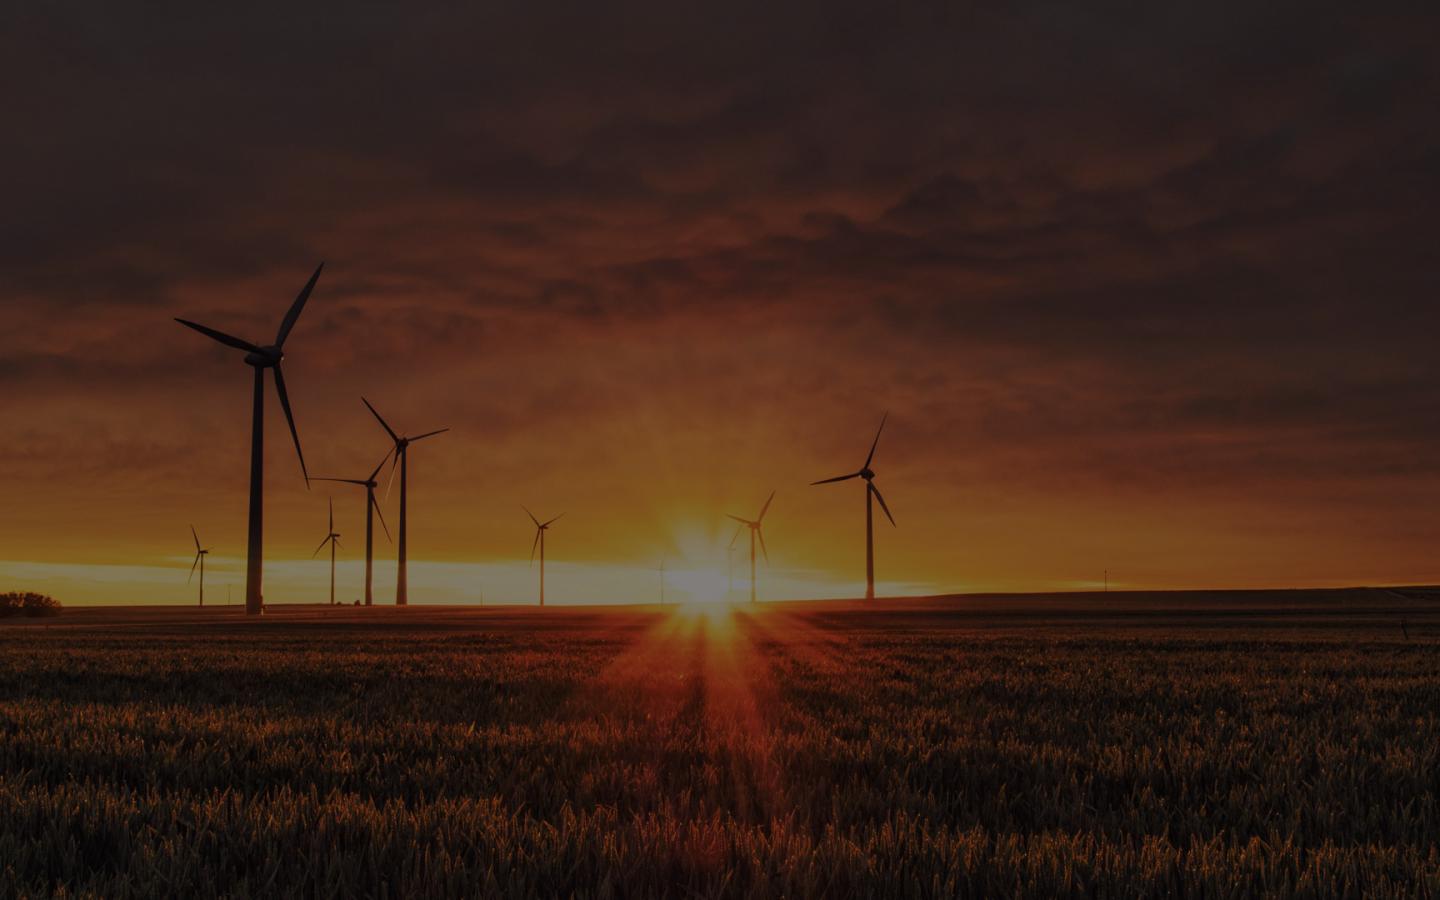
[870,482,896,527]
[312,535,331,558]
[174,319,260,353]
[758,490,776,522]
[411,428,449,442]
[543,512,564,527]
[312,477,367,485]
[272,365,309,485]
[729,523,744,549]
[367,447,393,482]
[275,262,324,347]
[191,525,201,553]
[864,412,888,469]
[361,397,400,443]
[383,447,401,502]
[529,527,541,565]
[188,552,200,583]
[757,527,770,564]
[334,537,343,552]
[523,506,540,528]
[725,514,752,525]
[371,491,393,543]
[811,472,861,485]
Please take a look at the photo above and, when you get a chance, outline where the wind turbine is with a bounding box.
[188,526,211,607]
[525,508,563,607]
[812,413,895,601]
[727,490,774,604]
[312,450,392,606]
[311,498,343,605]
[362,398,449,606]
[175,263,322,615]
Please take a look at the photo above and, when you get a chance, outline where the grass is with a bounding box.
[1,590,1438,898]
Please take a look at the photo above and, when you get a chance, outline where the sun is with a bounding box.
[665,566,734,604]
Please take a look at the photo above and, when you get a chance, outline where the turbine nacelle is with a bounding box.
[860,467,875,480]
[244,345,284,368]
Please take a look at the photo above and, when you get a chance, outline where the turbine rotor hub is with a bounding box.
[244,345,283,368]
[861,468,875,480]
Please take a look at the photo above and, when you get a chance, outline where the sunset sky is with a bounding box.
[3,3,1438,604]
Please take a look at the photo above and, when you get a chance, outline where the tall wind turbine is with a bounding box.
[362,398,448,606]
[188,526,211,607]
[727,491,774,604]
[313,450,392,606]
[525,508,563,607]
[312,498,343,605]
[811,413,895,601]
[175,264,322,615]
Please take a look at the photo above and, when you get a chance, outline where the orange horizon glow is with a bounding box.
[8,274,1439,607]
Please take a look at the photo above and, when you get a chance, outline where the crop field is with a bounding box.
[1,590,1438,898]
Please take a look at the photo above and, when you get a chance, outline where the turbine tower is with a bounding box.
[362,398,448,606]
[311,497,343,605]
[175,264,321,615]
[313,450,392,606]
[811,413,896,601]
[188,526,211,607]
[525,508,563,607]
[727,490,774,604]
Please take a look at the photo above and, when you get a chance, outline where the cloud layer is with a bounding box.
[2,2,1438,600]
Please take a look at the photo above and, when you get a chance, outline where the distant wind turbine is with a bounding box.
[525,508,563,607]
[188,526,211,607]
[311,498,343,605]
[812,413,895,601]
[175,263,321,615]
[362,398,448,606]
[312,450,392,606]
[727,490,775,604]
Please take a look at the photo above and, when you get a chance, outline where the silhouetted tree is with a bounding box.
[0,592,62,617]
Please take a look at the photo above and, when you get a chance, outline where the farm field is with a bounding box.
[2,590,1438,898]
